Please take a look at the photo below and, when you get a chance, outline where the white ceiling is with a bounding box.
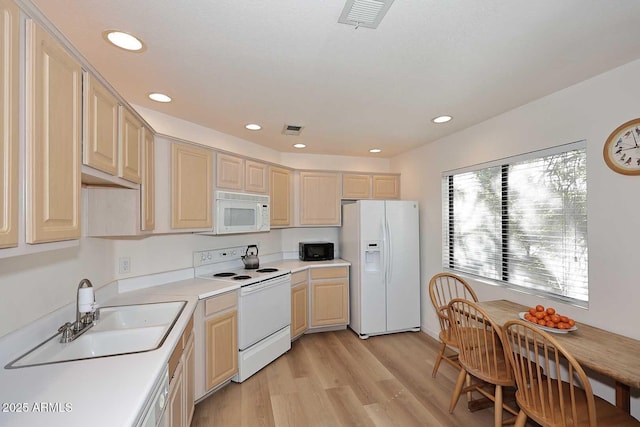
[30,0,640,158]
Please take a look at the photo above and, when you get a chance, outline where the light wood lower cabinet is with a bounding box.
[291,270,309,339]
[26,20,82,244]
[167,317,194,427]
[204,292,238,391]
[310,267,349,327]
[0,0,19,249]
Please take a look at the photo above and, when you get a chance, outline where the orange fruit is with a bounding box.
[550,314,561,323]
[529,307,537,316]
[536,305,545,312]
[534,311,545,320]
[546,307,556,315]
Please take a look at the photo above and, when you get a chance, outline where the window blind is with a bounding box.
[442,142,588,302]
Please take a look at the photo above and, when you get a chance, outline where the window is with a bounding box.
[442,141,588,303]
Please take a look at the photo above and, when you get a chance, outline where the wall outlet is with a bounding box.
[119,257,131,274]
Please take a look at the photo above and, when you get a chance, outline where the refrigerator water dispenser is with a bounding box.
[364,241,381,272]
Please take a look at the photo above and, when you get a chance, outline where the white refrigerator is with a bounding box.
[340,200,421,338]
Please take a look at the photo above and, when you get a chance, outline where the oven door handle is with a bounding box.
[240,277,288,296]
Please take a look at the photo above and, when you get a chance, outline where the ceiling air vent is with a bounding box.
[282,124,304,136]
[338,0,395,29]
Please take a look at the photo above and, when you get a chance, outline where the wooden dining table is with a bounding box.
[479,299,640,413]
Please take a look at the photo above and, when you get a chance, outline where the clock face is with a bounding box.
[603,118,640,175]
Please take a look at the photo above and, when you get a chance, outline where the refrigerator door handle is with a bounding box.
[385,215,392,284]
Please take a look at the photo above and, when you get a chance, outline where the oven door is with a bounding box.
[237,275,291,350]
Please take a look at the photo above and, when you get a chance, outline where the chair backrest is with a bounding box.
[502,319,597,427]
[447,298,513,385]
[429,273,479,332]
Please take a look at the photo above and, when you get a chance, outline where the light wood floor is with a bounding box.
[191,329,514,427]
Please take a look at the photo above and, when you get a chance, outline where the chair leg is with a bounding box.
[432,342,447,377]
[494,385,502,427]
[514,410,527,427]
[449,368,468,413]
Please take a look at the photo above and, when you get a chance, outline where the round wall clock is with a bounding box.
[603,118,640,175]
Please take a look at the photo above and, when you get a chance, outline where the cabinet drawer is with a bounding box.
[205,291,238,317]
[310,266,348,280]
[291,270,308,286]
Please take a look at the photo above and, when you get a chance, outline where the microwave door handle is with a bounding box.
[256,203,263,230]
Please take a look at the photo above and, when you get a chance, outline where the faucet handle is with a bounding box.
[58,322,74,343]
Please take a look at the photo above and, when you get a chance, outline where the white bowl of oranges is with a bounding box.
[519,305,577,333]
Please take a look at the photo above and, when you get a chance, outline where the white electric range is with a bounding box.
[193,247,291,384]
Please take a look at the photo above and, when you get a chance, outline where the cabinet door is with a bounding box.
[26,21,82,244]
[216,153,243,190]
[118,107,142,183]
[171,143,213,229]
[299,171,341,225]
[310,280,348,327]
[245,160,268,194]
[372,175,399,199]
[141,128,155,231]
[0,0,19,248]
[342,174,371,199]
[84,73,118,175]
[183,332,195,427]
[168,358,185,427]
[269,166,291,226]
[291,283,309,339]
[205,310,238,390]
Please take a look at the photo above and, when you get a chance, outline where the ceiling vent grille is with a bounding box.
[282,124,304,136]
[338,0,395,29]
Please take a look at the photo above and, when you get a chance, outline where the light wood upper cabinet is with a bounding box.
[216,153,243,191]
[309,267,349,327]
[245,160,268,194]
[0,0,19,249]
[171,142,213,229]
[118,107,142,184]
[141,128,155,231]
[83,73,119,175]
[216,153,268,194]
[269,166,291,227]
[342,174,371,199]
[373,175,400,199]
[26,21,82,244]
[299,171,341,226]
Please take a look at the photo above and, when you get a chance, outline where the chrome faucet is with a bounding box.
[58,279,99,343]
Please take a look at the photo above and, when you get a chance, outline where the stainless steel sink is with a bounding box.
[6,301,186,368]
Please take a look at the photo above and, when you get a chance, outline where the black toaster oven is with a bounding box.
[299,242,334,261]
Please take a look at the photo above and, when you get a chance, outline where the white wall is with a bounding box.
[393,58,640,416]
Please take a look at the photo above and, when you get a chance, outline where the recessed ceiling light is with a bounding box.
[369,148,382,153]
[432,115,452,124]
[245,123,262,131]
[103,30,145,52]
[148,93,171,103]
[293,143,306,149]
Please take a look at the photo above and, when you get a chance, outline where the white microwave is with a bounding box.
[214,191,270,234]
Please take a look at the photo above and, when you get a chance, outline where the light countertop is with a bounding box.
[0,258,348,427]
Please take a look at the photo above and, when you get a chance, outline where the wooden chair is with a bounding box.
[447,298,518,427]
[502,319,639,427]
[428,272,479,377]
